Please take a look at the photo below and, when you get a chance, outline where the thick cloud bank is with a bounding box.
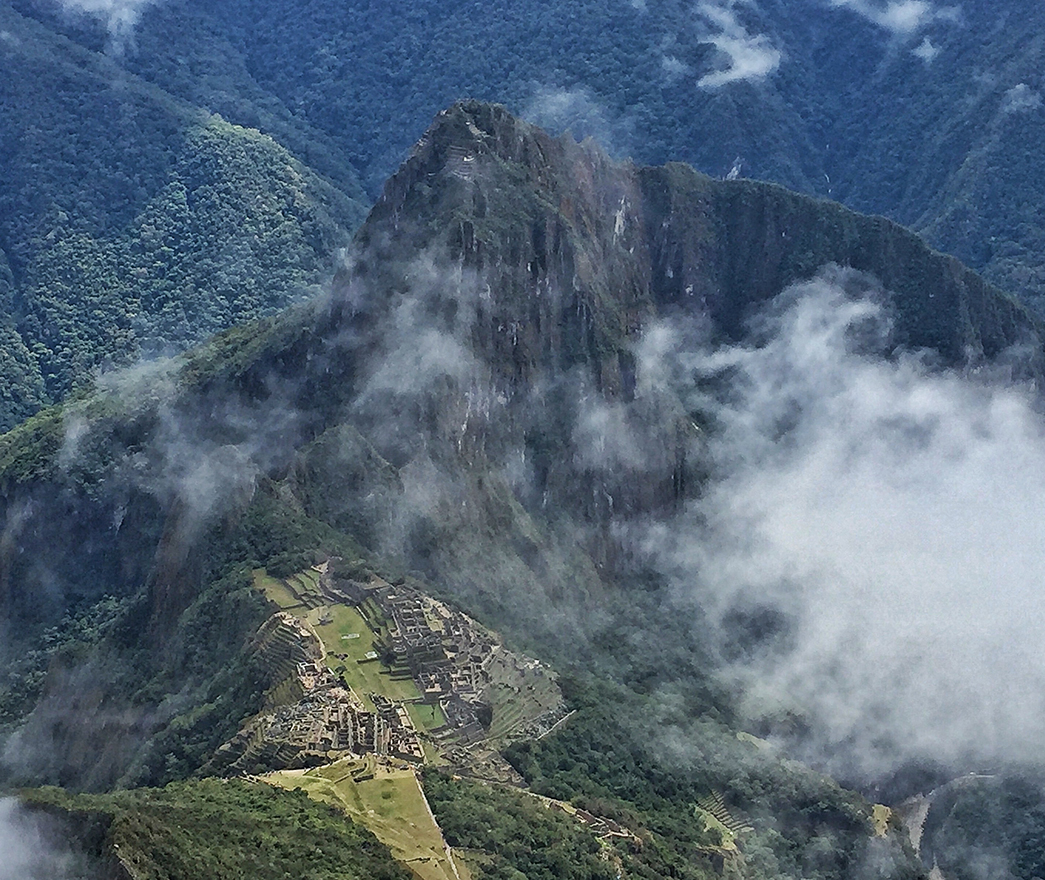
[649,269,1045,779]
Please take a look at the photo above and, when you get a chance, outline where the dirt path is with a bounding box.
[410,770,465,880]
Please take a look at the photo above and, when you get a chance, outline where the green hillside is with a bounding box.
[4,0,1045,429]
[21,778,412,880]
[100,0,1045,312]
[0,0,368,430]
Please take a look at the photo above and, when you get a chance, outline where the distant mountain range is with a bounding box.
[0,0,369,430]
[109,0,1045,309]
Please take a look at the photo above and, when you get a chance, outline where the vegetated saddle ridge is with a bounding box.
[0,102,1039,879]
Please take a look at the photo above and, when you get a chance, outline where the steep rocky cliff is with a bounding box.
[361,101,1040,369]
[340,101,1044,559]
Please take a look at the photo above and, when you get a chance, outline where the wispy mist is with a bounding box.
[1003,83,1043,114]
[56,0,156,44]
[912,36,939,62]
[695,0,782,88]
[346,253,489,464]
[521,86,634,158]
[827,0,958,38]
[62,358,277,537]
[0,798,91,879]
[645,267,1045,780]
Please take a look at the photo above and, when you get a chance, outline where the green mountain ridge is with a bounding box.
[5,0,1045,436]
[0,0,369,431]
[18,778,413,880]
[52,0,1045,312]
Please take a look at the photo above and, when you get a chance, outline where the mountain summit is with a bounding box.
[358,101,1041,371]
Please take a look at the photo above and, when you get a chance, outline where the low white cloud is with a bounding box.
[829,0,953,37]
[521,86,633,156]
[645,268,1045,780]
[912,36,939,62]
[662,55,691,77]
[0,798,86,879]
[695,1,782,89]
[1003,83,1043,114]
[56,0,157,40]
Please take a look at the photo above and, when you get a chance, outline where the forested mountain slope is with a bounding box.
[5,0,1044,433]
[28,0,1037,310]
[0,102,1040,878]
[0,1,368,431]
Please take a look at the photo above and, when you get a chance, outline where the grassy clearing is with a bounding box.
[307,604,376,656]
[407,702,447,732]
[266,760,465,880]
[873,804,892,837]
[305,604,422,707]
[252,569,303,610]
[422,741,446,765]
[251,571,423,709]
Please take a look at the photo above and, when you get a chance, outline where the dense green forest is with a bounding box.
[0,0,368,430]
[913,774,1045,880]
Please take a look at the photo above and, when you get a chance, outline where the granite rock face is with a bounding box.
[336,100,1044,541]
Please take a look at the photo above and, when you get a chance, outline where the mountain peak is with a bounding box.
[353,103,1041,388]
[421,100,535,153]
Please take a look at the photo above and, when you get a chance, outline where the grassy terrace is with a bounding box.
[266,759,468,880]
[288,569,322,598]
[407,702,447,733]
[253,569,304,610]
[308,604,422,708]
[483,652,561,742]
